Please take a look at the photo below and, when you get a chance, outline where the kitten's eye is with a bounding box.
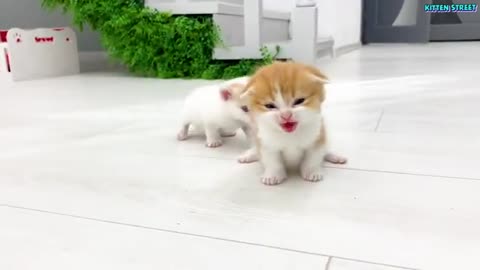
[241,105,249,112]
[264,103,277,110]
[293,98,305,106]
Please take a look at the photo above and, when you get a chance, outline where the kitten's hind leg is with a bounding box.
[219,128,236,137]
[324,152,348,164]
[177,109,191,141]
[177,123,190,141]
[205,125,223,148]
[238,126,259,163]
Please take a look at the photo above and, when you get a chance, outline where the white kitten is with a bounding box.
[177,77,253,148]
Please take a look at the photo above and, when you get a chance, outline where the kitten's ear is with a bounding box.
[305,66,328,102]
[220,82,247,101]
[240,87,255,100]
[220,88,232,101]
[305,66,330,84]
[309,74,330,84]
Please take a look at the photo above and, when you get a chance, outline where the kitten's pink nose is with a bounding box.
[280,111,293,121]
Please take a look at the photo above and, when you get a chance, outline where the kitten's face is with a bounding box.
[244,62,328,133]
[220,82,251,124]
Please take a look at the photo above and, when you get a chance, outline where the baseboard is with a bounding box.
[0,52,122,81]
[78,45,363,74]
[79,51,125,72]
[334,42,362,57]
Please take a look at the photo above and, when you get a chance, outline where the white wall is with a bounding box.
[316,0,335,40]
[329,0,362,49]
[263,0,294,12]
[264,0,362,49]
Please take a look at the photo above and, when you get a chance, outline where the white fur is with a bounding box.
[177,77,253,149]
[236,125,347,166]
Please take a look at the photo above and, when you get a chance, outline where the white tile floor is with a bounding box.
[1,42,480,270]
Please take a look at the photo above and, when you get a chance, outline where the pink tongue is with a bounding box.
[281,122,297,133]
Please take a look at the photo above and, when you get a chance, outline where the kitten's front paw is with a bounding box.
[206,139,223,148]
[177,130,189,141]
[261,171,286,186]
[237,148,259,164]
[301,168,324,182]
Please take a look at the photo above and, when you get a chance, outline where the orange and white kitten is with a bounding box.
[243,62,333,185]
[177,77,253,148]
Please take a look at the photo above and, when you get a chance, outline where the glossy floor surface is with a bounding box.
[1,43,480,270]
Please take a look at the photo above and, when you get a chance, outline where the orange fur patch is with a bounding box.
[227,83,248,102]
[244,61,328,113]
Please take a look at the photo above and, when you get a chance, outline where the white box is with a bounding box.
[0,27,80,82]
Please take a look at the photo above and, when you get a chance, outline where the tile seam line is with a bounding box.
[1,152,478,182]
[374,109,385,132]
[180,155,480,182]
[0,152,477,182]
[325,256,332,270]
[328,166,480,182]
[0,204,421,270]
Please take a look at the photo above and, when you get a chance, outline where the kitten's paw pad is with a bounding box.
[177,131,188,141]
[220,131,236,137]
[301,171,324,182]
[324,153,347,164]
[261,174,286,185]
[237,150,259,164]
[206,140,223,148]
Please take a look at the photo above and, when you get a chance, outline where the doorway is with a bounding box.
[362,0,480,43]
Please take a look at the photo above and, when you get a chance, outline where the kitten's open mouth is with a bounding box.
[280,121,298,133]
